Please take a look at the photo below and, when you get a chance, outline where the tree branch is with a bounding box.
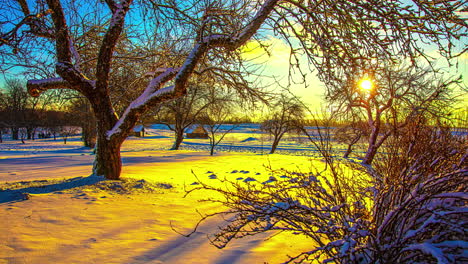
[26,77,74,97]
[96,0,133,90]
[107,0,280,141]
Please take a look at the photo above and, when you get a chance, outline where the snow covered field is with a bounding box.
[0,125,330,264]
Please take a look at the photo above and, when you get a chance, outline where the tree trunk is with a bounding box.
[343,144,353,158]
[343,134,361,158]
[81,106,97,148]
[210,144,215,156]
[82,122,97,148]
[27,127,33,140]
[270,138,280,154]
[363,124,380,165]
[90,97,124,180]
[11,127,19,140]
[93,134,123,180]
[171,129,184,150]
[363,145,377,165]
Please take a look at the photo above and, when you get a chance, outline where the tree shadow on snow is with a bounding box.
[0,175,104,204]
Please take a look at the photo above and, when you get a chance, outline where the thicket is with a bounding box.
[188,119,467,263]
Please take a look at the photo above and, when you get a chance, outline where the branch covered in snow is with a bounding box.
[27,77,71,97]
[96,0,133,90]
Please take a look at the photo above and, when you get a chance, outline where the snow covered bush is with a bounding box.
[188,123,467,263]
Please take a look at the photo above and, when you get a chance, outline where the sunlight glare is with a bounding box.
[359,78,373,92]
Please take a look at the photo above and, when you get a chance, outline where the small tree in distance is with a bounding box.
[154,81,215,150]
[261,94,305,154]
[59,126,79,144]
[200,90,238,156]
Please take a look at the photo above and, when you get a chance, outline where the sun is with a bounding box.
[359,78,373,92]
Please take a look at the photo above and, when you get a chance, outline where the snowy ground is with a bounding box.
[1,125,335,264]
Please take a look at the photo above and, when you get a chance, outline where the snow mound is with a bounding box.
[0,177,173,202]
[89,179,173,194]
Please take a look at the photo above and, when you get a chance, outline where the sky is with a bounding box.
[240,36,327,112]
[240,34,468,113]
[1,0,466,114]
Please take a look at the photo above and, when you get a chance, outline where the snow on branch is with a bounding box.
[106,68,179,139]
[96,0,133,88]
[27,77,73,97]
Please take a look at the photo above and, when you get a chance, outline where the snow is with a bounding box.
[27,77,64,86]
[0,125,318,263]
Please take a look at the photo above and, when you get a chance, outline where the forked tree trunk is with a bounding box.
[343,144,353,158]
[210,143,216,156]
[90,97,125,180]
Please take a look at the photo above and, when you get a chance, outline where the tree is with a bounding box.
[0,90,7,143]
[199,90,238,156]
[1,0,465,179]
[1,79,29,140]
[328,62,459,164]
[59,126,79,144]
[334,120,368,159]
[2,0,280,179]
[67,98,97,148]
[261,94,305,154]
[155,81,215,150]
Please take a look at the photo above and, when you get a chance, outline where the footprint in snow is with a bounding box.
[243,177,256,182]
[236,177,244,180]
[190,182,200,185]
[208,174,217,179]
[231,170,238,173]
[262,176,277,184]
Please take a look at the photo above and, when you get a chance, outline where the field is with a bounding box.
[0,124,337,264]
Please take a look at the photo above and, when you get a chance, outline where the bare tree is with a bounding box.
[334,118,368,159]
[1,79,29,140]
[67,98,97,148]
[328,62,460,164]
[2,0,280,179]
[1,0,465,179]
[59,125,79,144]
[199,90,238,156]
[261,94,305,154]
[155,80,215,150]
